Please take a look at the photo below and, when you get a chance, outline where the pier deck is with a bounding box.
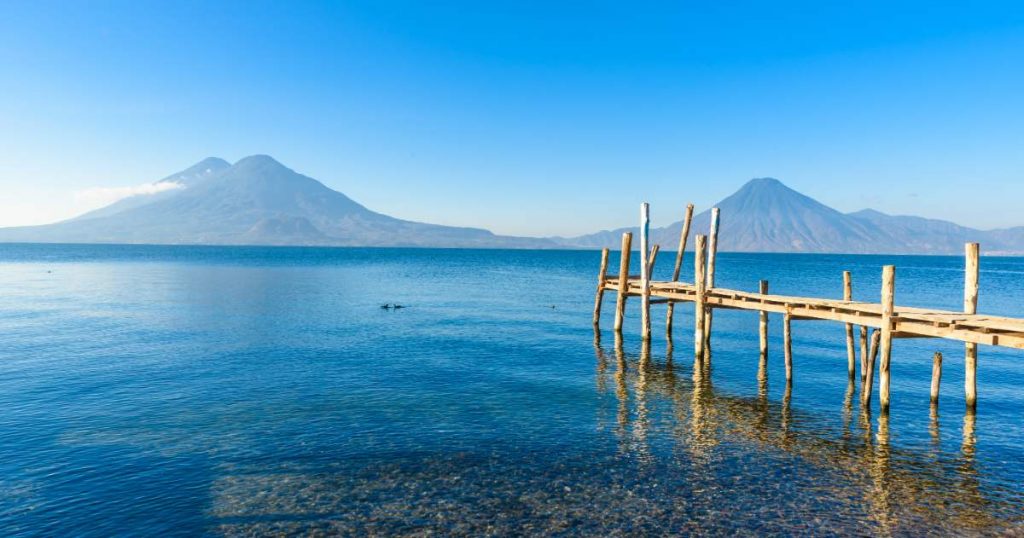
[603,276,1024,349]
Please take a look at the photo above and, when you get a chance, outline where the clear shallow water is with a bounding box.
[1,244,1023,536]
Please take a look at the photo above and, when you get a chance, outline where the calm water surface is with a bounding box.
[1,244,1023,536]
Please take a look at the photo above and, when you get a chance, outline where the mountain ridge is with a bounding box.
[0,155,555,249]
[559,177,1024,255]
[3,163,1022,253]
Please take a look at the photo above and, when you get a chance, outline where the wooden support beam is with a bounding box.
[783,310,793,382]
[613,232,632,334]
[703,207,721,351]
[647,244,660,277]
[640,203,651,341]
[666,203,695,337]
[879,265,896,412]
[694,235,707,362]
[862,329,880,405]
[759,280,769,367]
[964,242,979,410]
[931,351,942,405]
[592,248,610,329]
[844,271,855,380]
[859,325,868,384]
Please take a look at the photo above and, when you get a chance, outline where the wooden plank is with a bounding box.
[892,320,1024,348]
[639,277,1024,350]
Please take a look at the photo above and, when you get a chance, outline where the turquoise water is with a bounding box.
[1,244,1023,535]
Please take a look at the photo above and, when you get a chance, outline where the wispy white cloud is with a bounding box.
[74,181,184,210]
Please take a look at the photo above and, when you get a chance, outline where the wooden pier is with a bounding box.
[592,203,1020,413]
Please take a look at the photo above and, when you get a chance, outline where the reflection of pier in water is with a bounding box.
[594,339,1015,533]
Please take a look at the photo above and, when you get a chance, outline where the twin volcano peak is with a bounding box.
[0,154,554,249]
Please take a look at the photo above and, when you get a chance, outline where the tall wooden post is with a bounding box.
[703,208,721,350]
[640,203,651,341]
[964,242,979,411]
[592,248,610,328]
[613,232,632,334]
[693,235,707,361]
[843,271,856,380]
[879,265,896,412]
[758,280,769,365]
[783,310,793,382]
[931,351,943,405]
[666,204,694,337]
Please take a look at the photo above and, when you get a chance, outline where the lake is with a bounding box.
[1,244,1023,535]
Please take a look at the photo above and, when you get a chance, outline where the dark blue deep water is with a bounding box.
[2,244,1024,536]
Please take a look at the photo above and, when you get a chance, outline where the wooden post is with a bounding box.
[859,326,868,384]
[666,203,695,337]
[862,329,880,404]
[613,232,632,334]
[964,242,979,410]
[843,271,856,380]
[694,235,707,361]
[647,244,660,276]
[703,208,721,350]
[592,248,610,328]
[783,310,793,382]
[879,265,896,412]
[758,280,769,364]
[931,351,943,405]
[640,203,651,341]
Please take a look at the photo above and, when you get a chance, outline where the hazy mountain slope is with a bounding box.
[560,177,1014,254]
[71,157,231,222]
[0,155,555,248]
[844,209,981,253]
[565,178,892,253]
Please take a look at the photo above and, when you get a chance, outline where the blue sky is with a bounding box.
[1,1,1022,236]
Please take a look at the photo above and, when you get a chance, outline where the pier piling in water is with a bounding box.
[703,208,721,352]
[693,235,707,362]
[593,248,610,328]
[859,326,868,384]
[964,242,980,410]
[879,266,896,412]
[758,280,769,367]
[844,271,856,380]
[595,202,1014,413]
[862,329,880,405]
[666,204,694,338]
[640,203,652,342]
[613,232,632,334]
[931,351,943,405]
[784,310,793,382]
